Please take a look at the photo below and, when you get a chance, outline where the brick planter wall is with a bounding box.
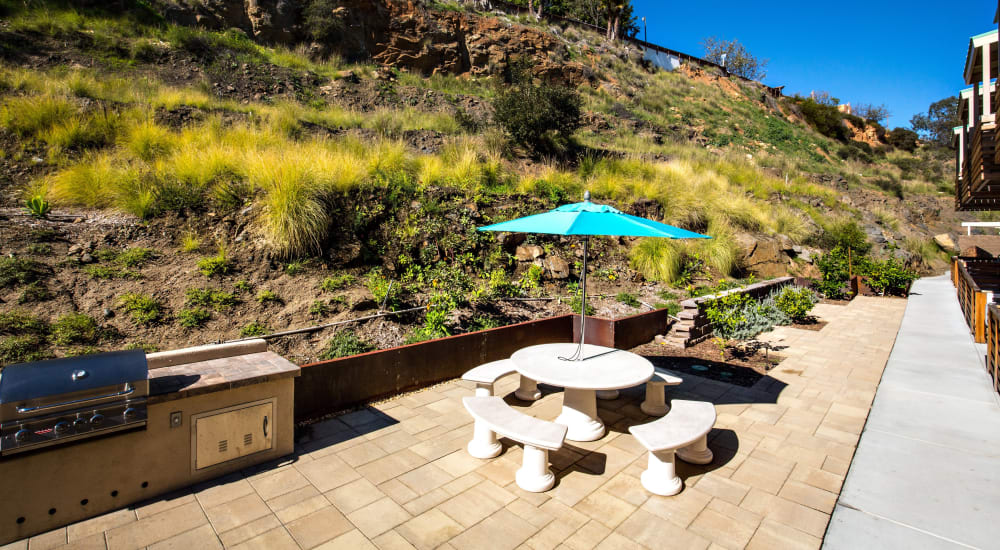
[664,277,795,347]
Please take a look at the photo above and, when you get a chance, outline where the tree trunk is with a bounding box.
[612,15,619,39]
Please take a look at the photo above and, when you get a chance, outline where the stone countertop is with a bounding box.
[148,351,300,404]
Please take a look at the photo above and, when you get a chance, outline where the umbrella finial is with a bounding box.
[584,190,591,202]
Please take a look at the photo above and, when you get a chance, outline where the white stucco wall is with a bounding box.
[642,47,681,71]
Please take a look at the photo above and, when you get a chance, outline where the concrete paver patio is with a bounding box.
[6,296,907,550]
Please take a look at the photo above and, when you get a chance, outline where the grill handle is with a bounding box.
[15,384,135,414]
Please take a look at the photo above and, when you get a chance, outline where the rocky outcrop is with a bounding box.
[843,118,886,148]
[158,0,591,85]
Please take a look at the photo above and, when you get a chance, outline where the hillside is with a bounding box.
[0,0,962,365]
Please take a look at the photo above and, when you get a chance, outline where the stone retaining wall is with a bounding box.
[664,277,795,347]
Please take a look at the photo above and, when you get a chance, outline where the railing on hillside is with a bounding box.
[952,256,997,343]
[986,304,1000,395]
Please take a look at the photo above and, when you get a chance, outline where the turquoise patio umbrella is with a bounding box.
[479,191,710,360]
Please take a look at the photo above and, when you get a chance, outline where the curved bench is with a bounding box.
[639,369,684,416]
[629,400,716,496]
[462,359,541,401]
[462,396,567,492]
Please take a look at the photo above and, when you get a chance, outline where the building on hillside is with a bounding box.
[955,27,1000,210]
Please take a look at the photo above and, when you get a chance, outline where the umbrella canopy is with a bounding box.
[478,201,710,239]
[479,192,710,360]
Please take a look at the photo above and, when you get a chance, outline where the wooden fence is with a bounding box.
[987,304,1000,395]
[951,256,1000,343]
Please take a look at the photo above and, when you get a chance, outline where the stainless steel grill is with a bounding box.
[0,350,148,456]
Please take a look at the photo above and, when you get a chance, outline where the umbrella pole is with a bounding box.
[561,235,589,361]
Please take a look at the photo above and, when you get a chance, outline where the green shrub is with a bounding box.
[26,243,51,255]
[185,288,237,310]
[656,300,682,316]
[815,247,851,299]
[873,177,904,199]
[0,310,49,335]
[0,257,45,288]
[118,293,163,325]
[256,290,282,304]
[813,220,871,255]
[0,334,51,365]
[240,321,269,337]
[860,256,918,296]
[114,247,158,268]
[406,296,455,343]
[303,0,347,42]
[366,269,403,310]
[177,307,211,328]
[18,281,51,304]
[320,273,355,292]
[792,97,849,141]
[616,292,640,307]
[318,330,374,360]
[485,268,517,298]
[25,195,51,218]
[51,313,100,346]
[285,260,307,276]
[774,286,817,322]
[309,300,330,317]
[197,247,233,277]
[887,128,919,152]
[233,279,253,293]
[492,58,582,151]
[704,290,790,340]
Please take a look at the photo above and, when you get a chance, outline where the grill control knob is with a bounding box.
[14,429,30,443]
[74,417,89,429]
[123,408,137,420]
[90,414,105,426]
[54,421,71,435]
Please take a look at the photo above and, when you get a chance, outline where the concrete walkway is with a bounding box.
[824,275,1000,549]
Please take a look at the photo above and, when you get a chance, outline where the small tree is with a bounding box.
[854,103,890,125]
[910,96,960,148]
[810,91,839,106]
[492,58,583,152]
[887,127,919,152]
[701,37,768,81]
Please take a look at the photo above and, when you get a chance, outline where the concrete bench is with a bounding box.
[629,400,716,496]
[639,369,684,416]
[462,396,567,492]
[462,359,540,401]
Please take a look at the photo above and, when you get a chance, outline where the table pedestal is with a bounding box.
[555,388,606,441]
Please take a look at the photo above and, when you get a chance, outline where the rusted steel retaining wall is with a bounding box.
[295,307,674,421]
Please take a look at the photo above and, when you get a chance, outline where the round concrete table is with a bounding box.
[511,343,654,442]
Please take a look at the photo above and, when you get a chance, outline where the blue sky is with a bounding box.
[630,0,995,128]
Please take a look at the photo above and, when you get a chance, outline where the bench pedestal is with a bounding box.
[468,418,503,459]
[514,376,541,401]
[515,445,555,492]
[677,436,713,464]
[555,388,606,442]
[640,382,670,416]
[640,449,683,496]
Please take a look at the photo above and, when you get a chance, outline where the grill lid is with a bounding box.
[0,350,148,404]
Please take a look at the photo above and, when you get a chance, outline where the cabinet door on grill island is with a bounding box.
[193,399,274,470]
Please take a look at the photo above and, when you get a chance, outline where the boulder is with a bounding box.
[736,233,792,278]
[497,232,526,253]
[933,233,957,252]
[546,256,571,279]
[515,245,544,262]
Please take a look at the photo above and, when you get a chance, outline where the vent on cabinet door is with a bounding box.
[192,399,274,470]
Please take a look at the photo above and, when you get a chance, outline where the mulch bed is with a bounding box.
[788,317,827,331]
[632,338,783,388]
